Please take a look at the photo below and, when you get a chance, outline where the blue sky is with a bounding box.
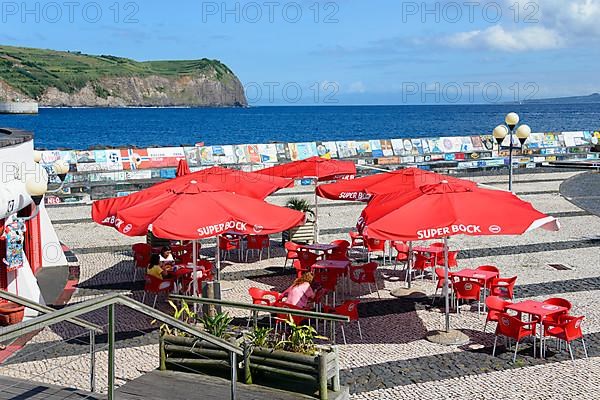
[2,0,600,105]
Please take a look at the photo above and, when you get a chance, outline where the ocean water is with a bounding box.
[1,104,599,149]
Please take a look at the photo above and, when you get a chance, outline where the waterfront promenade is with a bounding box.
[1,170,599,399]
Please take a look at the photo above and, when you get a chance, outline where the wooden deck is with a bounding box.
[0,371,350,400]
[0,376,101,399]
[116,370,349,400]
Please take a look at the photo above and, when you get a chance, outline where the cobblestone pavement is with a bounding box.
[2,170,600,399]
[561,171,600,217]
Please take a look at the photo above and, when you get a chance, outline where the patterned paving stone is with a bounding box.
[3,171,600,399]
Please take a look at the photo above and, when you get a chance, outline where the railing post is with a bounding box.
[89,330,96,392]
[230,351,238,400]
[318,352,328,400]
[332,346,340,392]
[242,341,252,384]
[108,304,115,400]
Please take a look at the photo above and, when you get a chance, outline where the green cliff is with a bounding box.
[0,45,247,107]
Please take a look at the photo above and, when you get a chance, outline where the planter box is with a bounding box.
[0,302,25,326]
[282,222,316,245]
[160,335,342,400]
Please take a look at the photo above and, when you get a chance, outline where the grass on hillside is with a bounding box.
[0,45,234,99]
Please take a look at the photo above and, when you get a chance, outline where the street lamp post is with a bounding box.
[10,153,70,221]
[493,112,531,192]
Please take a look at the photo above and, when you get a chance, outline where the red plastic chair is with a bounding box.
[453,280,482,314]
[219,236,241,261]
[142,274,173,308]
[274,302,308,331]
[436,250,458,268]
[182,260,215,295]
[349,231,364,248]
[431,268,454,305]
[544,315,588,361]
[284,241,301,269]
[293,250,319,278]
[313,270,339,306]
[490,276,517,299]
[248,287,282,306]
[430,242,444,265]
[476,265,500,288]
[476,265,500,274]
[349,262,380,299]
[331,239,350,249]
[493,312,537,362]
[248,287,282,328]
[484,296,511,332]
[246,235,270,262]
[198,259,214,278]
[132,243,152,281]
[541,297,572,329]
[412,252,436,282]
[171,244,193,265]
[365,237,386,263]
[392,241,410,271]
[323,300,362,345]
[327,240,350,261]
[540,298,573,354]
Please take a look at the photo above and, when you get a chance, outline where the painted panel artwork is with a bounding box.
[2,219,25,271]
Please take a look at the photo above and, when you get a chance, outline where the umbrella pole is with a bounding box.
[407,241,413,289]
[443,237,450,333]
[215,236,221,282]
[192,240,198,296]
[192,240,198,313]
[314,181,319,243]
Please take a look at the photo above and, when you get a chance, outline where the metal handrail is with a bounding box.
[0,293,241,353]
[0,293,115,342]
[169,294,350,323]
[0,293,242,400]
[0,290,103,333]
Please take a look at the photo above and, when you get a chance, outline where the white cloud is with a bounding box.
[443,26,564,52]
[436,0,600,52]
[536,0,600,36]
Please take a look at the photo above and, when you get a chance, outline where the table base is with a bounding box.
[390,287,428,299]
[426,329,470,346]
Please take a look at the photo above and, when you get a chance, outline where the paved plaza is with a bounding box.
[1,170,600,399]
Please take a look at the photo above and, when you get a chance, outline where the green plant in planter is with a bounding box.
[155,300,197,337]
[276,315,327,355]
[201,312,233,338]
[246,326,275,348]
[286,198,315,222]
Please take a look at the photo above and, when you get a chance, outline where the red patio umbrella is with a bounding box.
[116,181,305,240]
[257,156,356,241]
[92,166,293,229]
[317,167,475,201]
[359,180,559,333]
[176,159,191,177]
[359,181,559,240]
[116,180,305,296]
[257,156,356,181]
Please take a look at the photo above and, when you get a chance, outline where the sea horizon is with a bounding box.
[1,103,599,150]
